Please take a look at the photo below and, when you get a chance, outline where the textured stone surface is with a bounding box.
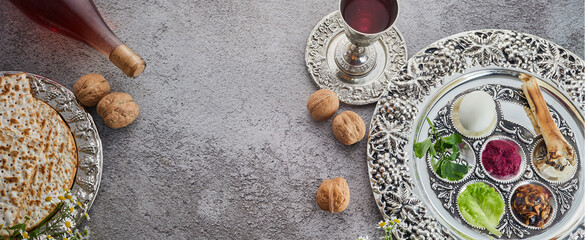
[0,0,583,239]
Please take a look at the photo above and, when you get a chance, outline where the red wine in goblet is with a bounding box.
[341,0,398,34]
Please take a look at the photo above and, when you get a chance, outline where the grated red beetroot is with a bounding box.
[482,140,522,178]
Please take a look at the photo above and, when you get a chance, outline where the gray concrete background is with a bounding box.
[0,0,583,239]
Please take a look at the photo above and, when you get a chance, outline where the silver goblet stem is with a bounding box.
[335,39,377,76]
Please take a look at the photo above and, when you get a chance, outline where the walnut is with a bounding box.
[332,111,366,145]
[97,92,139,128]
[316,177,350,213]
[307,89,339,121]
[73,74,110,107]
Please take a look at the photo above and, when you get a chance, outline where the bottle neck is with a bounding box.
[8,0,146,77]
[109,45,146,78]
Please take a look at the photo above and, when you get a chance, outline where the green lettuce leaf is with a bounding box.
[457,182,505,237]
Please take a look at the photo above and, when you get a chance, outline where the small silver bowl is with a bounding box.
[508,180,557,230]
[450,92,502,140]
[456,180,505,231]
[426,139,475,184]
[530,137,578,184]
[479,136,527,184]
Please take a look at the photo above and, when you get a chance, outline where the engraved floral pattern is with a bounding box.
[367,30,585,239]
[551,178,580,215]
[534,42,575,88]
[462,32,506,66]
[499,218,530,239]
[430,178,457,213]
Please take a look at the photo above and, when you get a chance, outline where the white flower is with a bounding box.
[36,234,50,240]
[73,229,84,239]
[43,195,58,205]
[20,231,29,239]
[357,236,370,240]
[82,226,91,238]
[64,192,78,203]
[377,220,388,229]
[64,219,72,229]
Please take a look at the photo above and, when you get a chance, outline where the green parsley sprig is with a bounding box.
[414,118,469,181]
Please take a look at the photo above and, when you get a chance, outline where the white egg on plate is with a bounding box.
[458,91,497,133]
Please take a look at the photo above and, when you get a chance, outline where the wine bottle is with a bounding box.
[8,0,146,78]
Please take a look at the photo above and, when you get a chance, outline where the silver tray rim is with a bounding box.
[366,29,585,240]
[0,71,103,230]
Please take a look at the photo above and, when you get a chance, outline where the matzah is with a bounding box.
[0,73,77,231]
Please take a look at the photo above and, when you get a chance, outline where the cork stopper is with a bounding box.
[109,44,146,78]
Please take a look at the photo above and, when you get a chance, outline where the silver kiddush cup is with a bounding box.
[335,0,399,76]
[305,0,406,105]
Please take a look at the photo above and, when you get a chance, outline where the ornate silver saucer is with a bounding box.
[366,30,585,239]
[305,11,407,105]
[0,71,103,230]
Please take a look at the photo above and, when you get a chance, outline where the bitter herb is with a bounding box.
[414,118,469,181]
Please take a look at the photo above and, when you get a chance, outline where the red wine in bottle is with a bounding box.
[341,0,398,34]
[8,0,146,77]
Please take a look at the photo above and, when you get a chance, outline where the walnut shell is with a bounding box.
[332,111,366,145]
[73,74,110,107]
[307,89,339,121]
[316,177,350,213]
[97,92,139,128]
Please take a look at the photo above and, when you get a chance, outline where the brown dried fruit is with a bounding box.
[332,111,366,145]
[97,92,139,128]
[511,183,552,228]
[73,73,110,107]
[316,177,350,213]
[307,89,339,121]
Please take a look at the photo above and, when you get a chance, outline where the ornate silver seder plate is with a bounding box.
[1,72,103,229]
[366,30,585,239]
